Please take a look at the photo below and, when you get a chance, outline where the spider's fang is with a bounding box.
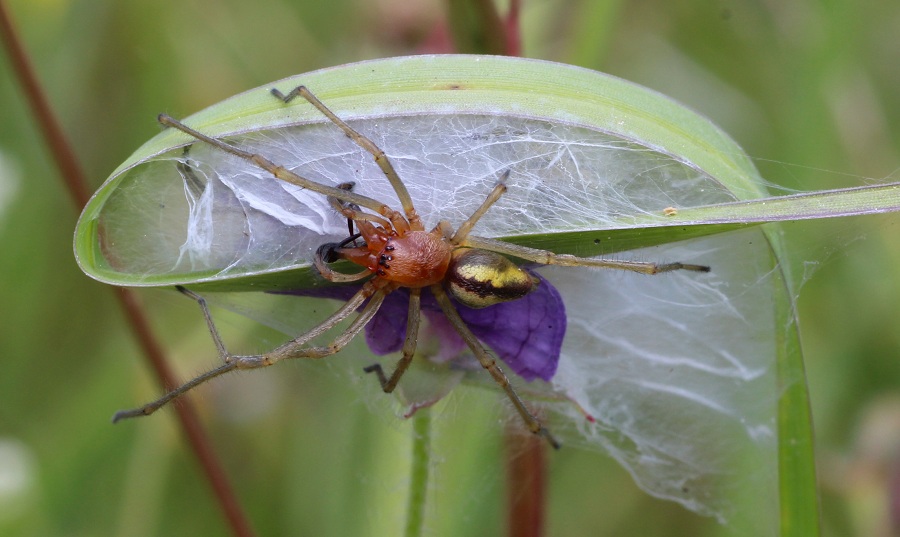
[316,242,342,264]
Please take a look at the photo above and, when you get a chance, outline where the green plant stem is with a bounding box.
[405,410,432,537]
[775,296,821,536]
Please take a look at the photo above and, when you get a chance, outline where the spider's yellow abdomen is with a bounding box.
[447,248,538,309]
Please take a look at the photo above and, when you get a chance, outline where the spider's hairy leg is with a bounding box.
[461,235,711,274]
[430,285,561,450]
[326,182,401,234]
[270,85,423,231]
[451,170,510,245]
[112,280,390,423]
[281,287,389,359]
[363,288,422,392]
[157,114,410,230]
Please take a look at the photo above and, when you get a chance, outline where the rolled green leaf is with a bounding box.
[75,55,843,534]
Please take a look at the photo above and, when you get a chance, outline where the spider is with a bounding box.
[112,86,710,448]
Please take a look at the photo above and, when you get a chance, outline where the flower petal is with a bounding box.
[362,288,409,355]
[276,271,566,381]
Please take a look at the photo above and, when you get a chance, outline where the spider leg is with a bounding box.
[270,85,423,231]
[112,280,390,422]
[282,286,389,359]
[430,284,561,449]
[451,170,510,244]
[327,194,396,232]
[327,182,401,234]
[157,114,410,229]
[363,287,422,392]
[461,235,711,274]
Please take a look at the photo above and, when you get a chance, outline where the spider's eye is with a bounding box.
[447,249,539,309]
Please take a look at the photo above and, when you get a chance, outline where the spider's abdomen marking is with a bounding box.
[374,230,452,287]
[447,248,539,309]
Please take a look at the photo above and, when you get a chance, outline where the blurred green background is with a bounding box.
[1,0,898,535]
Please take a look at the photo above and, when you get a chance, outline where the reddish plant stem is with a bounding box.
[505,426,547,537]
[114,288,256,537]
[0,3,256,536]
[504,0,522,56]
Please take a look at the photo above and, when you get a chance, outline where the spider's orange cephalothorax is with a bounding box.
[338,227,453,288]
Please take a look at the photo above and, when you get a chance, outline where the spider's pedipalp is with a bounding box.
[314,241,371,283]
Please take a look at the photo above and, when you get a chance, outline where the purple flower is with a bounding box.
[280,272,566,382]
